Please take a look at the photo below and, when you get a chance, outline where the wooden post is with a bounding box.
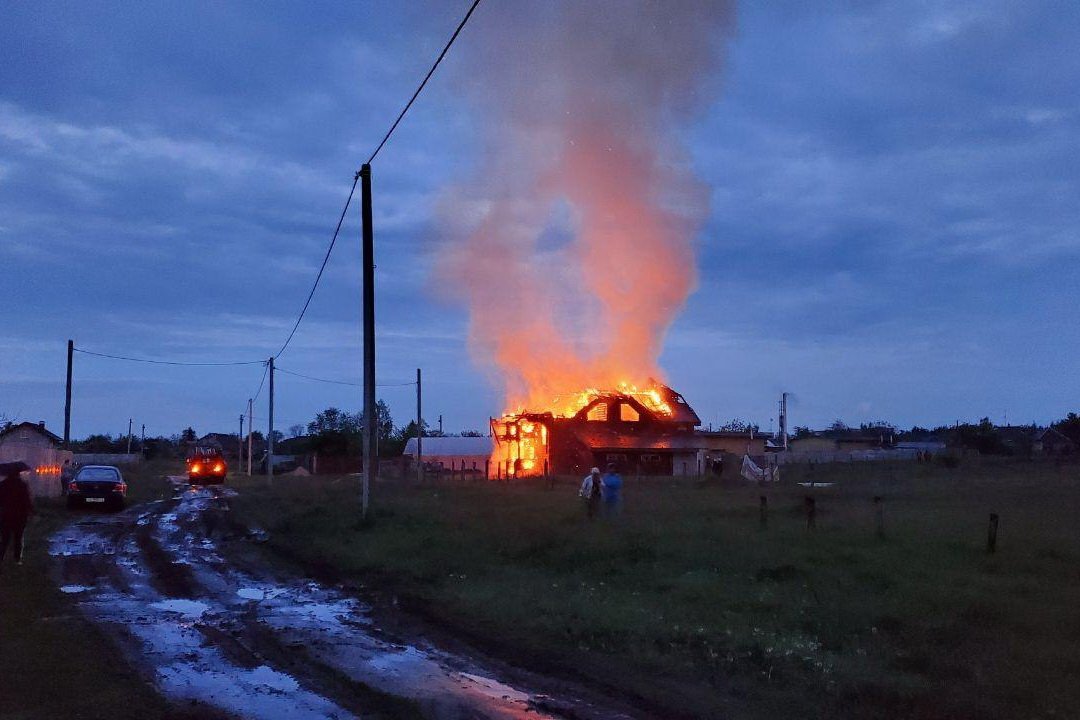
[484,458,490,481]
[805,496,816,530]
[64,339,73,447]
[759,495,768,529]
[873,495,885,539]
[987,513,999,553]
[415,368,422,486]
[267,357,274,484]
[544,458,550,489]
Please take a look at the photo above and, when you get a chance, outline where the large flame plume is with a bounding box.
[440,1,734,415]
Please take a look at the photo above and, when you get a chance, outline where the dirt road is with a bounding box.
[50,481,638,720]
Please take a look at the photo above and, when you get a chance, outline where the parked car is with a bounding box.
[67,465,126,510]
[187,448,227,484]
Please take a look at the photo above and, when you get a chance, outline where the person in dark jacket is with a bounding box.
[0,461,34,567]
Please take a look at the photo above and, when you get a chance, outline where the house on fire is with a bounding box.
[491,383,703,478]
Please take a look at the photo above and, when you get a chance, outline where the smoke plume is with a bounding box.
[440,1,734,412]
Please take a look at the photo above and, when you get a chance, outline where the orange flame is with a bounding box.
[440,2,733,422]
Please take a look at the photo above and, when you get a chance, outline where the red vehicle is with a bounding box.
[187,447,227,484]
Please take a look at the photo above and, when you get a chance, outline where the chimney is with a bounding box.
[38,421,46,429]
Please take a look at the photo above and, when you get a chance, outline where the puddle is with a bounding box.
[60,584,92,594]
[150,599,209,618]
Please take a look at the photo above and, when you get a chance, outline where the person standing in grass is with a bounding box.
[602,463,623,517]
[580,467,603,520]
[0,461,34,569]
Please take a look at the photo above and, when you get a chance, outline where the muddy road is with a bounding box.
[51,482,639,720]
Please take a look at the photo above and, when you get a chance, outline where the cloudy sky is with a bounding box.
[2,1,1077,439]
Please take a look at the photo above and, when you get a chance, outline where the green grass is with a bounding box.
[0,459,210,720]
[229,458,1080,719]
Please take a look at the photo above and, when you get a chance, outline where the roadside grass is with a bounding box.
[230,459,1080,719]
[0,459,216,720]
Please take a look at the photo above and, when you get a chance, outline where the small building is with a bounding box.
[1037,427,1075,456]
[403,436,492,475]
[696,431,768,457]
[0,421,73,498]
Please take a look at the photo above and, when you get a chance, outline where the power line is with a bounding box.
[366,0,482,164]
[276,366,415,388]
[73,347,264,367]
[275,173,361,359]
[251,361,270,402]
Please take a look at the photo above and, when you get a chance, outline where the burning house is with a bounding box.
[490,381,702,478]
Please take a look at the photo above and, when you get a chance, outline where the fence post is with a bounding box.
[805,496,816,530]
[759,495,768,530]
[485,459,490,481]
[873,495,885,539]
[987,513,999,553]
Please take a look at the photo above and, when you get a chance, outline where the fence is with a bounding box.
[772,448,922,465]
[0,443,75,498]
[73,453,143,466]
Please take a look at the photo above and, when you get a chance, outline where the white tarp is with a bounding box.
[741,454,779,483]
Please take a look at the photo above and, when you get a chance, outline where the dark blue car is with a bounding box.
[67,465,127,510]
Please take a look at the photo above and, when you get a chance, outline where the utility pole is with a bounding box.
[247,398,253,476]
[64,339,73,447]
[416,368,422,484]
[140,423,145,453]
[238,414,244,467]
[438,414,443,435]
[360,163,375,518]
[268,357,275,483]
[126,418,133,454]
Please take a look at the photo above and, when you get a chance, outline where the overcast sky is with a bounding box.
[2,1,1078,439]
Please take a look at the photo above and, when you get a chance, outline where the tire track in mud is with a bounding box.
[51,481,639,720]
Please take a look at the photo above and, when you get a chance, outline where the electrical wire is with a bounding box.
[274,173,360,359]
[73,347,264,366]
[275,366,416,388]
[365,0,482,165]
[251,360,270,402]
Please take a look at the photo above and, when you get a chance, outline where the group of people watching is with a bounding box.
[579,464,622,519]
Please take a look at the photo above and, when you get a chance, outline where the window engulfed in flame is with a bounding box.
[491,416,548,479]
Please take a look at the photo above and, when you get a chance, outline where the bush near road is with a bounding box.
[231,459,1080,720]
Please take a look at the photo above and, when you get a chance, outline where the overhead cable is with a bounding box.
[365,0,482,165]
[276,366,415,388]
[274,173,361,359]
[73,347,264,367]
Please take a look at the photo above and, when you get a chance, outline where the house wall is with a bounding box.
[788,437,835,453]
[699,435,767,456]
[0,442,73,498]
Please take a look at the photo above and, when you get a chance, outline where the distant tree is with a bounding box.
[792,425,814,438]
[719,418,750,432]
[269,430,284,445]
[1053,412,1080,445]
[460,430,485,437]
[288,423,305,438]
[180,426,197,443]
[829,419,848,433]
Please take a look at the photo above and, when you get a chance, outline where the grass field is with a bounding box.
[230,458,1080,719]
[0,459,205,720]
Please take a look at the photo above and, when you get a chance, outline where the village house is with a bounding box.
[0,421,73,498]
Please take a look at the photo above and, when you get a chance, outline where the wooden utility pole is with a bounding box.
[140,423,145,453]
[359,164,375,518]
[247,398,253,476]
[238,414,244,467]
[268,357,275,483]
[64,339,73,447]
[416,368,422,484]
[126,418,133,454]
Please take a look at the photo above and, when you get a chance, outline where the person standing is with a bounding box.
[579,467,603,520]
[602,463,623,516]
[0,461,34,568]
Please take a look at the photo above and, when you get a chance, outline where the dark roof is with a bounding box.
[0,421,62,445]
